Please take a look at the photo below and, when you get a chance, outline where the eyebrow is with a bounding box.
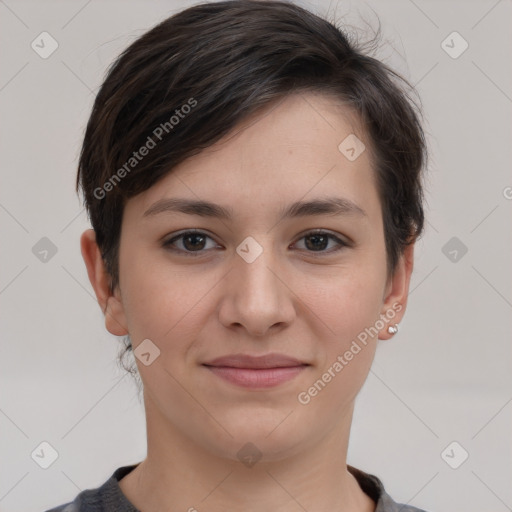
[142,196,367,220]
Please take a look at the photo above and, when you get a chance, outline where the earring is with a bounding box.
[387,324,399,335]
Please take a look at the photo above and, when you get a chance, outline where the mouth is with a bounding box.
[202,353,310,389]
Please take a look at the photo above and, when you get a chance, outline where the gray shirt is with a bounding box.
[45,464,429,512]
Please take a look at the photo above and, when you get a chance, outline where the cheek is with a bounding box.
[293,259,385,396]
[301,263,386,340]
[118,246,221,354]
[294,273,382,412]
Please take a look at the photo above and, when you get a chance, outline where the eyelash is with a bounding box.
[162,229,349,257]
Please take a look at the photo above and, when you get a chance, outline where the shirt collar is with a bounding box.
[109,463,408,512]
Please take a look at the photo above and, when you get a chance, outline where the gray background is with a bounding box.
[1,0,511,511]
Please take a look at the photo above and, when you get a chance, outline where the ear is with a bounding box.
[378,243,415,340]
[80,229,129,336]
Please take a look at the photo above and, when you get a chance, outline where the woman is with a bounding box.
[46,1,428,510]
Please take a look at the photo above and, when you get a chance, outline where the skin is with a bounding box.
[81,91,414,512]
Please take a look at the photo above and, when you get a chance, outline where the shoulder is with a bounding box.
[43,464,140,512]
[44,489,108,512]
[347,465,431,512]
[45,504,79,512]
[45,505,74,512]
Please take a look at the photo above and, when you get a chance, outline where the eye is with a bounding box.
[293,230,348,254]
[162,229,349,257]
[162,230,220,255]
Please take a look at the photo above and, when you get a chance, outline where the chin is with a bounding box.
[205,415,309,463]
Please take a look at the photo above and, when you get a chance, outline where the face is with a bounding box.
[86,92,412,463]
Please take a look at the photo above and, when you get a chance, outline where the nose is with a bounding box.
[217,242,296,338]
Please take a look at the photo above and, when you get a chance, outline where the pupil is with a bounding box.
[184,233,205,251]
[181,234,329,252]
[306,234,327,251]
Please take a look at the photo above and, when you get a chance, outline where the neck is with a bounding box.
[119,394,375,512]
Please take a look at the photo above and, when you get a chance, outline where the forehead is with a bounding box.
[124,92,381,223]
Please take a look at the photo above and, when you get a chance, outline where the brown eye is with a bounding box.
[294,231,348,254]
[305,233,329,251]
[181,233,207,251]
[163,231,218,255]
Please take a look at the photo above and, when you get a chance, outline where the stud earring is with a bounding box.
[387,324,399,335]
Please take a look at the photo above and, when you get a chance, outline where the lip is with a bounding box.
[204,353,306,369]
[202,353,309,389]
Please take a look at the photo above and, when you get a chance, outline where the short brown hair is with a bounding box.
[78,0,426,314]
